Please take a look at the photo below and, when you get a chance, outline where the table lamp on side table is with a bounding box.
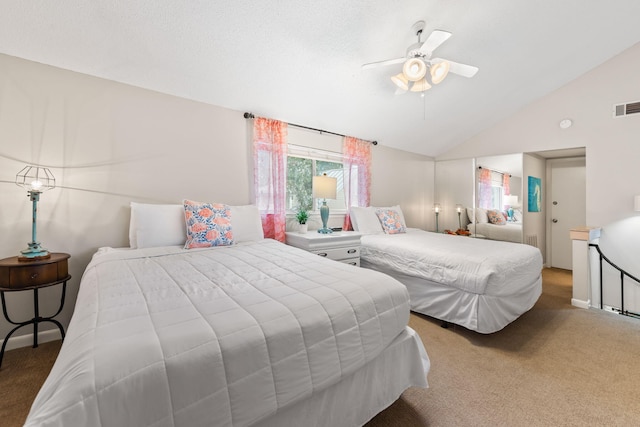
[504,195,519,221]
[313,173,337,234]
[15,166,56,261]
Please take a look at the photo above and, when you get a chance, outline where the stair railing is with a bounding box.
[589,243,640,319]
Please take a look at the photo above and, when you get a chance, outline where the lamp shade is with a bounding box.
[390,73,409,90]
[430,60,450,84]
[410,78,432,92]
[635,195,640,212]
[312,174,337,199]
[504,195,519,207]
[433,203,441,213]
[403,58,427,82]
[16,166,56,192]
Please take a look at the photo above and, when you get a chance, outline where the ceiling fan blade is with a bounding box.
[432,58,479,78]
[419,30,452,55]
[361,57,406,70]
[394,87,407,95]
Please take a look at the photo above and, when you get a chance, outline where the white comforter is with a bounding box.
[361,229,542,297]
[468,222,523,243]
[26,240,412,427]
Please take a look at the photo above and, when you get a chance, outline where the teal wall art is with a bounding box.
[528,176,541,212]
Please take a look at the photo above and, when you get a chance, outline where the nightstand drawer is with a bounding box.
[340,257,360,267]
[0,253,70,290]
[311,246,360,261]
[11,263,59,288]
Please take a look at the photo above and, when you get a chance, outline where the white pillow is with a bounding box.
[350,206,384,234]
[475,208,489,224]
[129,202,186,249]
[466,207,475,224]
[512,209,523,222]
[129,202,264,249]
[229,205,264,242]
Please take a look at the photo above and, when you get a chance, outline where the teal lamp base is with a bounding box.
[318,201,333,234]
[18,190,51,261]
[20,242,50,261]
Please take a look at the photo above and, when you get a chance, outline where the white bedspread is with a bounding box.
[468,222,523,243]
[26,240,414,427]
[361,229,542,297]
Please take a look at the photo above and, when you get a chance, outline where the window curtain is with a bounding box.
[253,117,288,242]
[503,173,511,196]
[342,136,371,231]
[478,168,493,209]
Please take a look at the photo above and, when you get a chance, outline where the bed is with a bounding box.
[465,207,523,243]
[469,221,523,243]
[350,206,542,334]
[25,202,429,427]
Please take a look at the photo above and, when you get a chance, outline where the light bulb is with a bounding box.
[30,180,43,190]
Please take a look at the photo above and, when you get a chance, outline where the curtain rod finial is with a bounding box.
[244,112,254,119]
[372,141,378,146]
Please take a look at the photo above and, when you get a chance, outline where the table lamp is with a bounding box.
[15,166,56,261]
[434,203,441,233]
[456,204,463,229]
[313,173,337,234]
[504,195,518,221]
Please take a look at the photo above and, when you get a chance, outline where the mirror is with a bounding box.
[472,154,523,243]
[434,158,475,234]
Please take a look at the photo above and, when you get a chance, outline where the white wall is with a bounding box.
[0,53,434,344]
[523,154,547,262]
[371,145,435,231]
[434,159,474,232]
[437,42,640,230]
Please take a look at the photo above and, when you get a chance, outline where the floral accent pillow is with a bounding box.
[487,209,507,225]
[375,208,407,234]
[183,200,234,248]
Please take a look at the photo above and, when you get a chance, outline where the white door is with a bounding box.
[550,158,586,270]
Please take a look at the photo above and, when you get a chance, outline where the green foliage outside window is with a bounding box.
[286,157,345,212]
[287,157,313,211]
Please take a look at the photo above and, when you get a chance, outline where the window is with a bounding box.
[286,146,346,212]
[478,170,505,210]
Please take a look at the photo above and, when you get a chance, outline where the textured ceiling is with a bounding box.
[1,1,640,157]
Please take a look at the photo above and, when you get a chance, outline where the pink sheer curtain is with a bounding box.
[253,117,288,242]
[503,173,511,196]
[478,168,493,209]
[342,136,371,231]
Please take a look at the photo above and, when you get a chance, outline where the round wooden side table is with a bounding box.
[0,253,70,369]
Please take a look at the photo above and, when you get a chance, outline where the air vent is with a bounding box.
[525,234,538,248]
[613,100,640,117]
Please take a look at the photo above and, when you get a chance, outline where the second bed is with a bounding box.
[350,207,542,334]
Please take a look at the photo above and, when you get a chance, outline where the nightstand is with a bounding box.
[285,231,361,266]
[0,253,70,369]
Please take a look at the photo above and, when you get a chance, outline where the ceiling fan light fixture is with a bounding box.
[391,73,409,90]
[430,60,450,84]
[402,58,427,81]
[410,78,431,92]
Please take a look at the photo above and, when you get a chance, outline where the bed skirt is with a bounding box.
[362,260,542,334]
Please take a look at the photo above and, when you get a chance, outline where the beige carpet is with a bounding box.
[0,340,61,427]
[367,268,640,426]
[1,268,639,426]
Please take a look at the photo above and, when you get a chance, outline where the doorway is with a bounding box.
[548,158,586,270]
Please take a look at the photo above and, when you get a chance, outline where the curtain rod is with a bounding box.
[478,165,512,177]
[243,112,377,146]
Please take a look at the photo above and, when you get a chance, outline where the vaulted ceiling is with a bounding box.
[1,1,639,157]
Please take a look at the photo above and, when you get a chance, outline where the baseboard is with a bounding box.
[1,329,63,352]
[571,298,590,309]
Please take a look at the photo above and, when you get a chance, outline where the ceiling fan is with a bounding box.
[362,20,478,93]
